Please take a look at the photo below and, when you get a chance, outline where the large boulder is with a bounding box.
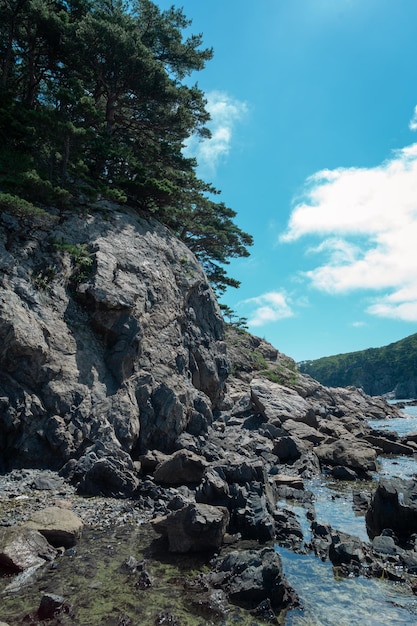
[152,503,229,552]
[366,478,417,542]
[60,441,140,496]
[153,449,208,485]
[24,506,83,548]
[314,438,377,472]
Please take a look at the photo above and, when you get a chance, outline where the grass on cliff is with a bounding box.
[225,325,300,387]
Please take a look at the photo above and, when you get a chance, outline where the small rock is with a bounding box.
[38,593,68,619]
[271,474,304,490]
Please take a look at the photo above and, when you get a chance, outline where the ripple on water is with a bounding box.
[277,407,417,626]
[278,546,417,626]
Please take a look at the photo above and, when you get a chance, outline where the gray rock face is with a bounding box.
[250,378,311,424]
[0,208,228,479]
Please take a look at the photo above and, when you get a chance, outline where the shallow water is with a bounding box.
[3,407,417,625]
[280,547,417,626]
[274,404,417,625]
[1,524,265,625]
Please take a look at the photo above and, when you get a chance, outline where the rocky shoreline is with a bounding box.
[2,209,417,624]
[2,368,417,624]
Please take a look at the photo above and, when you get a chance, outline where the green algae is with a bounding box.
[1,524,277,625]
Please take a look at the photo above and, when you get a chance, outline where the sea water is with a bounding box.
[280,403,417,625]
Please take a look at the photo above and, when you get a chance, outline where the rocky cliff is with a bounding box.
[0,204,228,473]
[0,204,403,493]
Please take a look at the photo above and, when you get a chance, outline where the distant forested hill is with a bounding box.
[298,333,417,398]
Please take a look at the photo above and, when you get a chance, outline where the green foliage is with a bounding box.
[298,333,417,396]
[0,191,57,226]
[220,304,249,330]
[53,240,94,284]
[259,365,298,386]
[0,0,252,294]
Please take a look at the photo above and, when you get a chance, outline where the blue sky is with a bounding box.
[156,0,417,362]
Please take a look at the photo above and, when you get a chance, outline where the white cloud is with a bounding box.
[410,105,417,131]
[241,291,294,327]
[367,284,417,321]
[185,91,248,174]
[280,128,417,322]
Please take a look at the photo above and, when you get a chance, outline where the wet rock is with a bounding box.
[0,527,57,573]
[372,535,403,557]
[352,491,371,513]
[187,588,229,621]
[153,449,208,486]
[366,477,417,542]
[135,569,153,589]
[250,598,278,623]
[311,522,333,561]
[152,503,229,552]
[25,506,83,548]
[329,531,366,566]
[207,547,298,610]
[120,555,141,574]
